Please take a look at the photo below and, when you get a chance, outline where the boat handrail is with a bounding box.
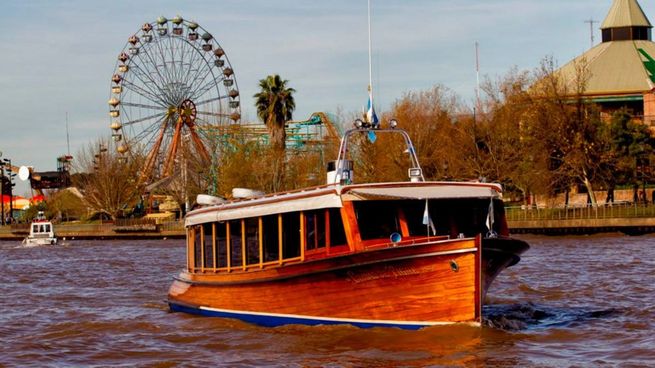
[332,126,425,185]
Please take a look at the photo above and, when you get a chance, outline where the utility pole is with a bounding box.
[0,159,13,224]
[0,150,3,225]
[474,41,481,125]
[5,159,12,223]
[584,19,597,49]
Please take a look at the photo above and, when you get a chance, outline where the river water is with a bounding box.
[0,235,653,367]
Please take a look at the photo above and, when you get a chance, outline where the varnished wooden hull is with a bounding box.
[168,237,482,329]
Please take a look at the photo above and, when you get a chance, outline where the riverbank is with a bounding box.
[506,203,655,235]
[0,221,185,241]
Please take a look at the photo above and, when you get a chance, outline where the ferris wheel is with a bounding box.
[108,15,240,184]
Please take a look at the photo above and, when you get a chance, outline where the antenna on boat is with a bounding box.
[366,0,379,128]
[368,0,373,94]
[475,42,480,111]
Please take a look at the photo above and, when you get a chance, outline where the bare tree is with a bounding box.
[73,139,145,220]
[527,57,609,206]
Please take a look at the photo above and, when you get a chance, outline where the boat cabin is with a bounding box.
[31,222,54,237]
[185,184,508,274]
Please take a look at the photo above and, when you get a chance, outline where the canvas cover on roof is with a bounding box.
[341,185,501,201]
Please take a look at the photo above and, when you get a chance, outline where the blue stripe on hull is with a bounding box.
[168,302,430,330]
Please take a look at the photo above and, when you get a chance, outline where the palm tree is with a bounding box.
[254,74,296,151]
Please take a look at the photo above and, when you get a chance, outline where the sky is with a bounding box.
[1,0,654,196]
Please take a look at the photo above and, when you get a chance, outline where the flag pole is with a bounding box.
[368,0,373,93]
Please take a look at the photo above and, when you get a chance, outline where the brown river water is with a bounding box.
[1,234,654,367]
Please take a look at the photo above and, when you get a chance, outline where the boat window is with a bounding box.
[304,210,326,250]
[405,199,495,238]
[282,212,301,259]
[33,224,38,233]
[328,208,347,246]
[262,214,279,262]
[402,200,451,236]
[354,201,400,240]
[40,225,46,233]
[203,223,214,269]
[215,222,228,268]
[245,217,260,266]
[193,225,202,271]
[45,224,51,233]
[229,220,243,268]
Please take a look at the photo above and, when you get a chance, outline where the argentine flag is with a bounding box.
[486,199,497,238]
[422,199,437,236]
[366,90,379,143]
[366,90,379,127]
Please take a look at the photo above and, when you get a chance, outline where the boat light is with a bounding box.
[389,119,398,129]
[390,232,402,245]
[408,167,422,182]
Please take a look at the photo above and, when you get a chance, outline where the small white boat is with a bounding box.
[23,212,58,246]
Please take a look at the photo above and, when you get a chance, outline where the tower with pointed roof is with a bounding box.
[557,0,655,124]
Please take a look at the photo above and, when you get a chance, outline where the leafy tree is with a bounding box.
[46,188,87,221]
[606,109,655,200]
[254,74,296,151]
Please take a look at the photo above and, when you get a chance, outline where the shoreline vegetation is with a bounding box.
[11,62,655,229]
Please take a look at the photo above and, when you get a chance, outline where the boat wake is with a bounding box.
[482,302,621,331]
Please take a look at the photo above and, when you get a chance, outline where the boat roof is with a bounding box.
[185,181,501,226]
[340,181,502,201]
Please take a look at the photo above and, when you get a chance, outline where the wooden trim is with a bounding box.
[315,212,321,249]
[186,227,192,271]
[259,217,263,269]
[226,222,231,272]
[212,222,217,272]
[474,235,482,322]
[261,260,281,268]
[278,214,283,265]
[325,208,331,253]
[281,256,303,265]
[200,225,205,271]
[340,201,361,251]
[300,212,305,262]
[398,208,409,237]
[241,219,246,271]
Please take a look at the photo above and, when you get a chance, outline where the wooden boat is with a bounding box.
[23,211,58,246]
[168,123,529,329]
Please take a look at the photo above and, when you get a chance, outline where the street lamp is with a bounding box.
[2,158,13,224]
[1,164,4,226]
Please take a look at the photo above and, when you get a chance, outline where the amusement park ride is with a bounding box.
[4,16,339,222]
[108,15,242,188]
[107,16,341,194]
